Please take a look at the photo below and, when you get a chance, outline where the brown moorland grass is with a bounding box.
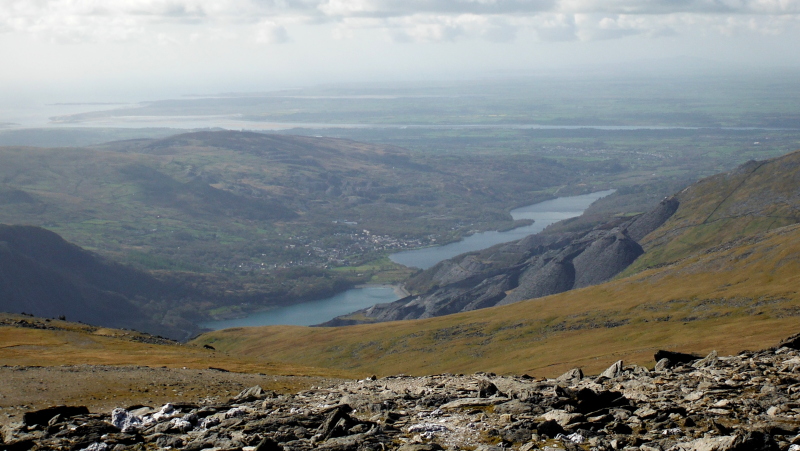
[0,315,353,423]
[0,315,351,378]
[193,223,800,378]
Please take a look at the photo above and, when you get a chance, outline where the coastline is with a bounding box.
[354,283,409,298]
[393,284,410,298]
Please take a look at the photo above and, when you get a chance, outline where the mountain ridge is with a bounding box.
[194,149,800,376]
[320,196,678,325]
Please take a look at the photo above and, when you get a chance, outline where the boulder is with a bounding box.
[556,368,584,385]
[654,350,700,365]
[598,360,624,380]
[23,406,89,427]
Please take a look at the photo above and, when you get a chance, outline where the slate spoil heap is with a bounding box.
[5,337,800,451]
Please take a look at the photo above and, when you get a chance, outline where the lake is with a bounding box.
[389,189,615,269]
[199,189,614,329]
[198,285,401,329]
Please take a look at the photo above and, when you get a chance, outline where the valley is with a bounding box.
[194,150,800,377]
[4,117,800,450]
[1,120,798,335]
[4,1,800,448]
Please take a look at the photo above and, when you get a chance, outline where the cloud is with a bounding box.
[558,0,800,15]
[384,14,519,42]
[0,0,798,44]
[534,13,577,41]
[318,0,557,18]
[256,20,290,43]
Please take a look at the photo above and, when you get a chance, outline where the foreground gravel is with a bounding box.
[0,365,339,428]
[4,335,800,451]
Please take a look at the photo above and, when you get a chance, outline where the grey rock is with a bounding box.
[668,435,736,451]
[542,409,583,427]
[493,399,533,415]
[440,397,510,409]
[654,358,672,372]
[572,231,644,289]
[81,443,109,451]
[626,197,679,242]
[654,350,700,365]
[23,405,89,427]
[396,445,443,451]
[234,385,266,401]
[599,360,624,380]
[155,434,184,449]
[16,334,800,451]
[478,379,503,398]
[556,368,584,384]
[692,351,719,369]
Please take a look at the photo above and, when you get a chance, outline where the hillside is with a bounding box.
[627,150,800,273]
[195,221,800,377]
[194,150,800,377]
[322,149,800,326]
[0,225,200,339]
[321,196,678,325]
[0,130,608,324]
[0,312,350,423]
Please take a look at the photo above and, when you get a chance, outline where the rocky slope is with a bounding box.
[5,336,800,451]
[322,197,678,325]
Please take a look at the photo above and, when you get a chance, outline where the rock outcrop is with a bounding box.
[323,197,678,325]
[6,335,800,451]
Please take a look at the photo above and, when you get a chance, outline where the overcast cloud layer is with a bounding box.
[1,0,799,103]
[3,0,799,43]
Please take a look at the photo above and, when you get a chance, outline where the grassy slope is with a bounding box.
[0,314,352,379]
[194,152,800,377]
[0,314,352,419]
[625,151,800,274]
[194,222,800,378]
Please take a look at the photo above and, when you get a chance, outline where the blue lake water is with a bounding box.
[389,189,615,269]
[199,285,400,329]
[199,189,614,329]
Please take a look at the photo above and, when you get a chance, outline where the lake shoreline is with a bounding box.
[199,189,614,330]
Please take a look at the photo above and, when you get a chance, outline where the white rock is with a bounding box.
[169,417,193,432]
[110,408,142,433]
[224,407,247,418]
[407,423,449,433]
[152,403,180,421]
[199,416,221,429]
[564,432,584,444]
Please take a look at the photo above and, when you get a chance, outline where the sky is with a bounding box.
[2,0,800,103]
